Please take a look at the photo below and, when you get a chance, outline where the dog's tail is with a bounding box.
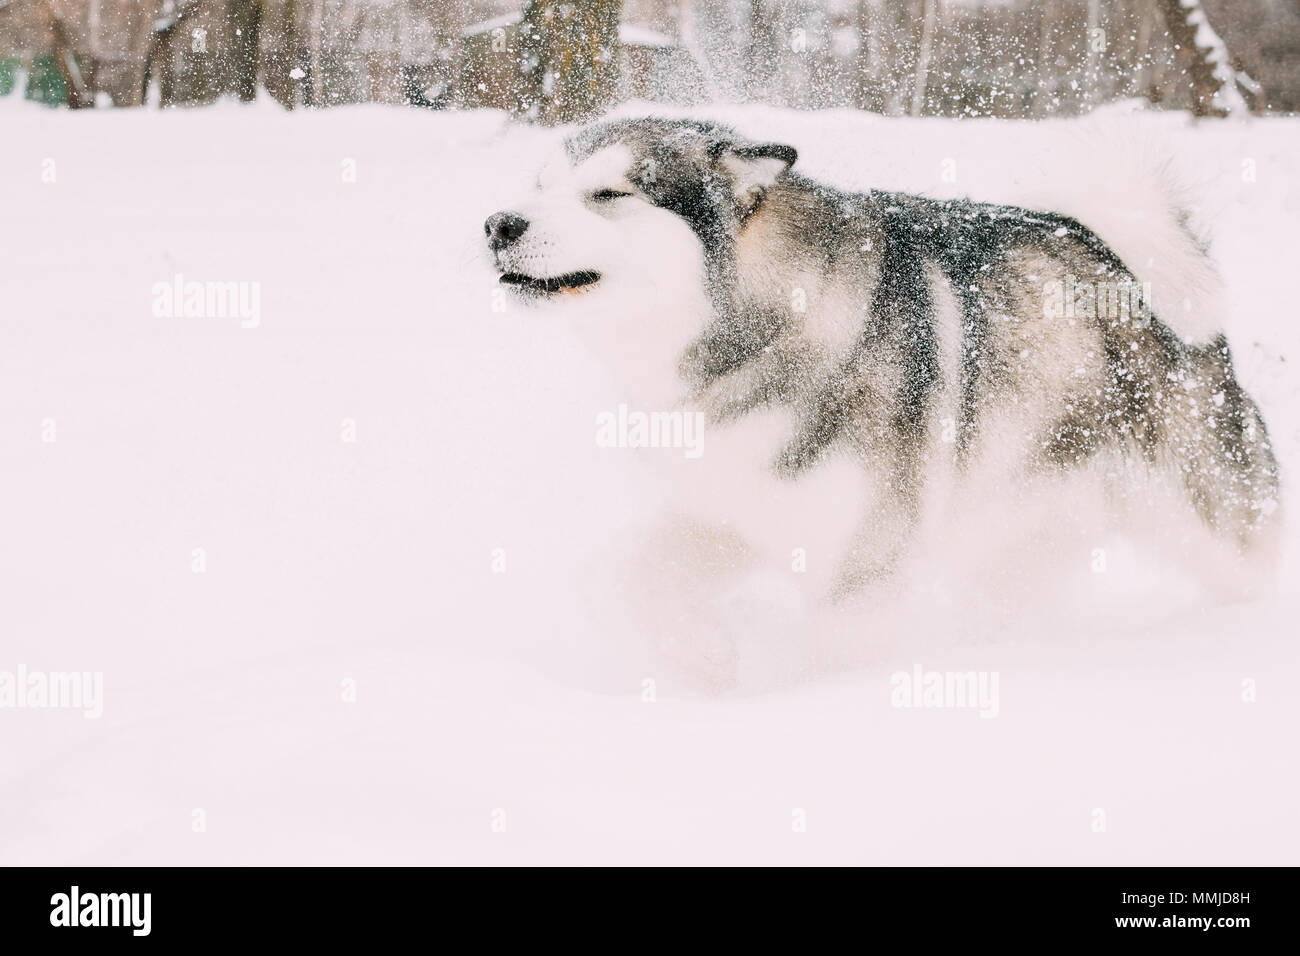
[1013,115,1229,345]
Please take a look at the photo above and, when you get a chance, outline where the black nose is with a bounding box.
[484,211,529,251]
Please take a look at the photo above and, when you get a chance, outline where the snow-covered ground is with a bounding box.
[0,98,1296,865]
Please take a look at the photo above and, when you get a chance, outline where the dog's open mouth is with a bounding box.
[498,270,601,296]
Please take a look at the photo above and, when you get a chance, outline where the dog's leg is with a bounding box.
[1164,340,1283,598]
[833,450,925,598]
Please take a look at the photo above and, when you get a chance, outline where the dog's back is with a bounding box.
[689,174,1280,597]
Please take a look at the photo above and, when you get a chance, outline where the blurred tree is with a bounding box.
[1130,0,1157,96]
[517,0,623,125]
[3,0,1290,116]
[259,0,304,109]
[24,54,69,105]
[879,0,920,116]
[744,0,776,103]
[910,0,937,116]
[1156,0,1249,115]
[36,0,94,107]
[307,0,324,105]
[851,0,869,110]
[1034,0,1061,116]
[227,0,260,101]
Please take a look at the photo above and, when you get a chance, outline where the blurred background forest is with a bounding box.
[1,0,1297,120]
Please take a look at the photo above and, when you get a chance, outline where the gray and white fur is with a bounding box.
[485,117,1281,601]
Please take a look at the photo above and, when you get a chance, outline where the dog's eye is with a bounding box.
[589,189,632,202]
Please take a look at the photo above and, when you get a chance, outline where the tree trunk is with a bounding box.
[880,0,918,116]
[308,0,324,106]
[853,0,877,111]
[518,0,623,126]
[41,2,95,108]
[227,0,262,102]
[909,0,937,117]
[1034,0,1059,117]
[1130,0,1155,96]
[744,0,776,103]
[1156,0,1248,116]
[1084,0,1100,106]
[259,0,303,109]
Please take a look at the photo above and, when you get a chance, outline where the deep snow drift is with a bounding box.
[0,98,1296,864]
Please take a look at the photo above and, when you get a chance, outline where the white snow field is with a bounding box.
[0,98,1296,865]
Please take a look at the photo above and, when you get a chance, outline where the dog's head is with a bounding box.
[484,118,798,302]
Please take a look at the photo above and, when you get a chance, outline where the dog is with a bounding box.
[484,117,1281,608]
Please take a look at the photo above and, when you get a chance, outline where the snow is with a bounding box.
[460,15,673,49]
[617,24,673,49]
[1179,0,1251,116]
[0,98,1296,865]
[461,12,518,38]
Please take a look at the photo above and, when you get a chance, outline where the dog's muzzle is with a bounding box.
[484,211,529,251]
[485,209,601,296]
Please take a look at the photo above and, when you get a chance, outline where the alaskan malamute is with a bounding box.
[485,117,1280,605]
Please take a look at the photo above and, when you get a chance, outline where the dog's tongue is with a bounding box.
[558,278,596,295]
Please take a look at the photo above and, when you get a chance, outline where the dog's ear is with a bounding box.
[714,142,798,210]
